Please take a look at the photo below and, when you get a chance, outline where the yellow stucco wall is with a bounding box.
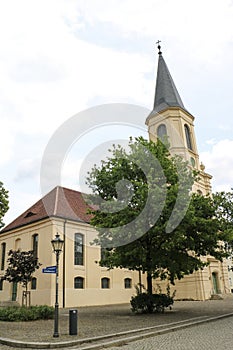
[0,215,230,306]
[0,218,146,307]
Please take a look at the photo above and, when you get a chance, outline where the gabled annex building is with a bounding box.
[0,46,230,306]
[0,186,142,307]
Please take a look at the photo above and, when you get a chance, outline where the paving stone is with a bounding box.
[1,295,233,349]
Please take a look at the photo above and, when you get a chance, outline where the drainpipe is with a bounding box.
[62,219,67,308]
[139,269,142,293]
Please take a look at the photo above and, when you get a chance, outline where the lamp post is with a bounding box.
[51,233,64,338]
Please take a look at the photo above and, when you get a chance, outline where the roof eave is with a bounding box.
[0,215,90,234]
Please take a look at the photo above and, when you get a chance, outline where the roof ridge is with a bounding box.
[0,186,94,233]
[53,186,59,216]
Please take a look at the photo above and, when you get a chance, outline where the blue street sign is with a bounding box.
[42,266,57,274]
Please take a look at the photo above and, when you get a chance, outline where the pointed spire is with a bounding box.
[153,42,186,114]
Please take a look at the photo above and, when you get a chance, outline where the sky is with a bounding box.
[1,0,233,226]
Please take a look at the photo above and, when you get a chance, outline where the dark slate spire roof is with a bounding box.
[152,51,187,114]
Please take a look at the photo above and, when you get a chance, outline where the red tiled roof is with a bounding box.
[1,187,95,233]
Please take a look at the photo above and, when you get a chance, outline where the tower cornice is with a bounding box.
[146,106,195,126]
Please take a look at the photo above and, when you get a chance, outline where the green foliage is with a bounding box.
[36,305,54,319]
[0,181,9,229]
[0,305,54,322]
[86,137,229,293]
[131,290,174,314]
[3,250,42,306]
[212,190,233,244]
[3,250,41,289]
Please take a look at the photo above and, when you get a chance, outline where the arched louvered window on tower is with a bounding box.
[184,124,193,150]
[157,124,167,141]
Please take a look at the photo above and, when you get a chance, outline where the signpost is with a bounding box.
[42,266,57,274]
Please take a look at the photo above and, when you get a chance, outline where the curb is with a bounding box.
[1,312,233,349]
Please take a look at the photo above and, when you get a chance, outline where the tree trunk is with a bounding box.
[25,282,28,307]
[147,272,153,294]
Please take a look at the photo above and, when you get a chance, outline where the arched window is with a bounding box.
[74,233,84,265]
[184,124,193,150]
[31,277,37,290]
[74,276,84,289]
[157,124,167,140]
[1,243,6,270]
[32,234,38,258]
[101,277,110,289]
[15,238,21,251]
[124,278,132,289]
[190,157,195,167]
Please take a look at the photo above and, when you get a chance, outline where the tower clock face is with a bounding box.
[190,157,195,167]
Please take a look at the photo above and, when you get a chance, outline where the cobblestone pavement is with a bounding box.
[109,316,233,350]
[1,296,233,349]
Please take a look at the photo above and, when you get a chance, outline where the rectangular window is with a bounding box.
[1,243,6,270]
[0,278,3,291]
[74,233,84,265]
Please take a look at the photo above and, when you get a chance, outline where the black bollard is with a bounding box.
[69,309,78,335]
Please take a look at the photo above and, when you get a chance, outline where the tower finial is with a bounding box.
[156,40,162,55]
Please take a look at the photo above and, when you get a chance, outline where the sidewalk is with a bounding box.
[1,295,233,348]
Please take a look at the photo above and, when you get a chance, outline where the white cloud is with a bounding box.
[0,0,233,225]
[3,188,40,227]
[200,139,233,192]
[14,158,40,182]
[73,0,233,62]
[0,0,154,170]
[206,139,217,145]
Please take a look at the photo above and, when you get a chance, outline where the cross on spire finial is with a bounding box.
[156,40,162,55]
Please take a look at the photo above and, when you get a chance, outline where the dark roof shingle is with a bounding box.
[153,54,185,113]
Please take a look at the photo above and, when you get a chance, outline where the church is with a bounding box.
[0,45,230,306]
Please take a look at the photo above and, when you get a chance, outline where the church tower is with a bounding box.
[146,43,212,194]
[146,43,230,300]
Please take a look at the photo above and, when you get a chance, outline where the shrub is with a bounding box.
[32,305,54,320]
[130,293,174,313]
[0,305,54,322]
[130,284,175,314]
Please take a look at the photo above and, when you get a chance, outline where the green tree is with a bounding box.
[87,137,228,294]
[0,181,9,229]
[213,189,233,247]
[3,250,41,306]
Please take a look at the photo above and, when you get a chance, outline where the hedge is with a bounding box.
[0,305,54,321]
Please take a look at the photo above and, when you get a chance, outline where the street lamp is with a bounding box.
[51,233,64,338]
